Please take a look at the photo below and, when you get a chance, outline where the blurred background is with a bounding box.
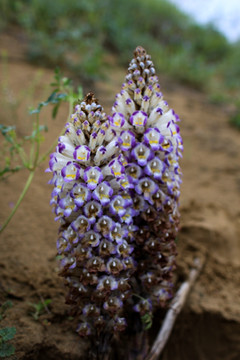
[0,1,240,359]
[0,0,240,121]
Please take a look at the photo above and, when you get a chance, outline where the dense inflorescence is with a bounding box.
[48,47,182,341]
[109,46,183,319]
[48,93,136,336]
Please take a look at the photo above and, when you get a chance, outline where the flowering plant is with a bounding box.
[48,46,182,358]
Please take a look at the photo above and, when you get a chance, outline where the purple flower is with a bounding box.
[131,143,152,166]
[59,194,78,217]
[117,175,133,191]
[132,195,145,215]
[92,180,112,202]
[144,157,165,180]
[130,111,148,127]
[94,216,115,237]
[103,297,123,313]
[106,258,123,275]
[73,145,91,162]
[113,317,127,332]
[82,231,101,248]
[109,196,127,217]
[97,276,118,292]
[109,223,128,243]
[56,237,68,254]
[76,322,91,336]
[126,163,143,184]
[83,201,103,224]
[159,139,173,153]
[82,304,100,317]
[119,207,135,225]
[155,288,172,304]
[108,159,125,178]
[84,167,103,190]
[118,130,136,151]
[70,183,91,207]
[135,177,158,202]
[133,299,152,315]
[61,162,80,182]
[74,245,92,260]
[71,215,91,234]
[116,240,134,258]
[110,112,125,128]
[143,128,163,150]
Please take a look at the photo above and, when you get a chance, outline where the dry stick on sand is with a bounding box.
[145,258,204,360]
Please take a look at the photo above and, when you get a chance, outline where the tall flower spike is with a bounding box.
[110,46,183,322]
[48,47,182,357]
[48,93,135,339]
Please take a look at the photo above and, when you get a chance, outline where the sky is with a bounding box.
[169,0,240,42]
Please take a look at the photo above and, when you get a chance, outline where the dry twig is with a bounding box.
[145,258,204,360]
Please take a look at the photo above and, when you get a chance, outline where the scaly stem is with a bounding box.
[0,170,35,234]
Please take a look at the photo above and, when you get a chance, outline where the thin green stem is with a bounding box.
[33,113,40,167]
[0,170,35,234]
[0,90,75,234]
[29,138,36,167]
[10,140,28,167]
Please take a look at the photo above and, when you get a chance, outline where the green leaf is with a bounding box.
[24,125,48,141]
[141,313,153,331]
[0,166,22,177]
[0,125,15,136]
[62,77,71,86]
[29,299,52,320]
[29,107,41,115]
[0,327,16,342]
[55,93,67,101]
[0,342,15,357]
[29,91,67,115]
[43,299,52,306]
[52,103,60,119]
[0,302,13,317]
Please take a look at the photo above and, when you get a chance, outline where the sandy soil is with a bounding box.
[0,31,240,360]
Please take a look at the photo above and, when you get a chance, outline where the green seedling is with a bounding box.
[0,301,16,358]
[28,299,52,321]
[0,302,13,322]
[141,313,153,331]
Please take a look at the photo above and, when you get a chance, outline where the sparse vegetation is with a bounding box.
[0,0,237,88]
[0,0,239,128]
[0,67,83,232]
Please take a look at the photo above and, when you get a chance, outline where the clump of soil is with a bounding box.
[1,31,240,359]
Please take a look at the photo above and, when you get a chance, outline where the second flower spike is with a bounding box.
[110,46,183,317]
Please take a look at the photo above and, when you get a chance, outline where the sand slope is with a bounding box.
[0,32,240,359]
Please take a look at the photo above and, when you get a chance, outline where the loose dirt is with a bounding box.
[0,31,240,360]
